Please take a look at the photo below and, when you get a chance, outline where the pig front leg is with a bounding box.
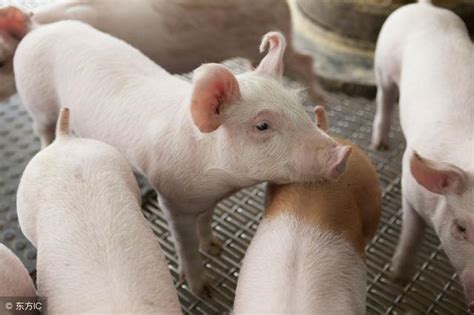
[159,197,209,295]
[371,78,398,150]
[197,209,223,256]
[391,196,426,284]
[32,120,56,148]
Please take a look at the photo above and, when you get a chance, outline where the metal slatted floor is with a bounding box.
[0,0,467,313]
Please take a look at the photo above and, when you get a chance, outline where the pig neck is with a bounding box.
[266,183,366,254]
[144,100,258,206]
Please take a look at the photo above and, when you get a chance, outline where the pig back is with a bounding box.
[22,138,179,313]
[398,30,473,169]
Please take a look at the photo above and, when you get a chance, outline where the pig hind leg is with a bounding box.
[197,209,223,256]
[371,72,398,150]
[23,92,60,148]
[391,197,426,284]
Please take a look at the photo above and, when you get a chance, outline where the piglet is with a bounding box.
[0,2,324,105]
[0,244,36,298]
[13,17,350,294]
[371,0,474,311]
[234,107,382,314]
[16,108,181,314]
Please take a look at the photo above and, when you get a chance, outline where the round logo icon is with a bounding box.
[4,302,13,310]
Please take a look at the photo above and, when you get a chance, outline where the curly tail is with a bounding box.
[55,107,70,138]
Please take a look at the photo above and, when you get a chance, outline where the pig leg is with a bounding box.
[371,77,398,151]
[391,197,426,284]
[27,102,59,148]
[197,209,223,256]
[32,120,56,148]
[283,49,326,106]
[159,198,209,295]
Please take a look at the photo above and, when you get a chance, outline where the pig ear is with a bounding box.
[190,63,241,133]
[0,6,32,40]
[314,105,329,132]
[410,151,467,195]
[255,31,287,80]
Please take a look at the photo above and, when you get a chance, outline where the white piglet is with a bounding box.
[16,108,181,314]
[234,108,381,314]
[13,19,351,294]
[0,244,36,298]
[372,0,474,311]
[0,3,324,104]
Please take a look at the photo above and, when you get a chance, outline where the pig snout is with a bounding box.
[462,271,474,313]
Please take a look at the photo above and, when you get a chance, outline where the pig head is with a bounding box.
[189,32,350,185]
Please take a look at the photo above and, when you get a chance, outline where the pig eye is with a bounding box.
[255,121,270,131]
[0,61,4,68]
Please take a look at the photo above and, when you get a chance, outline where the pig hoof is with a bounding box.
[370,140,390,151]
[201,237,224,256]
[389,268,412,286]
[189,278,212,297]
[201,282,213,298]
